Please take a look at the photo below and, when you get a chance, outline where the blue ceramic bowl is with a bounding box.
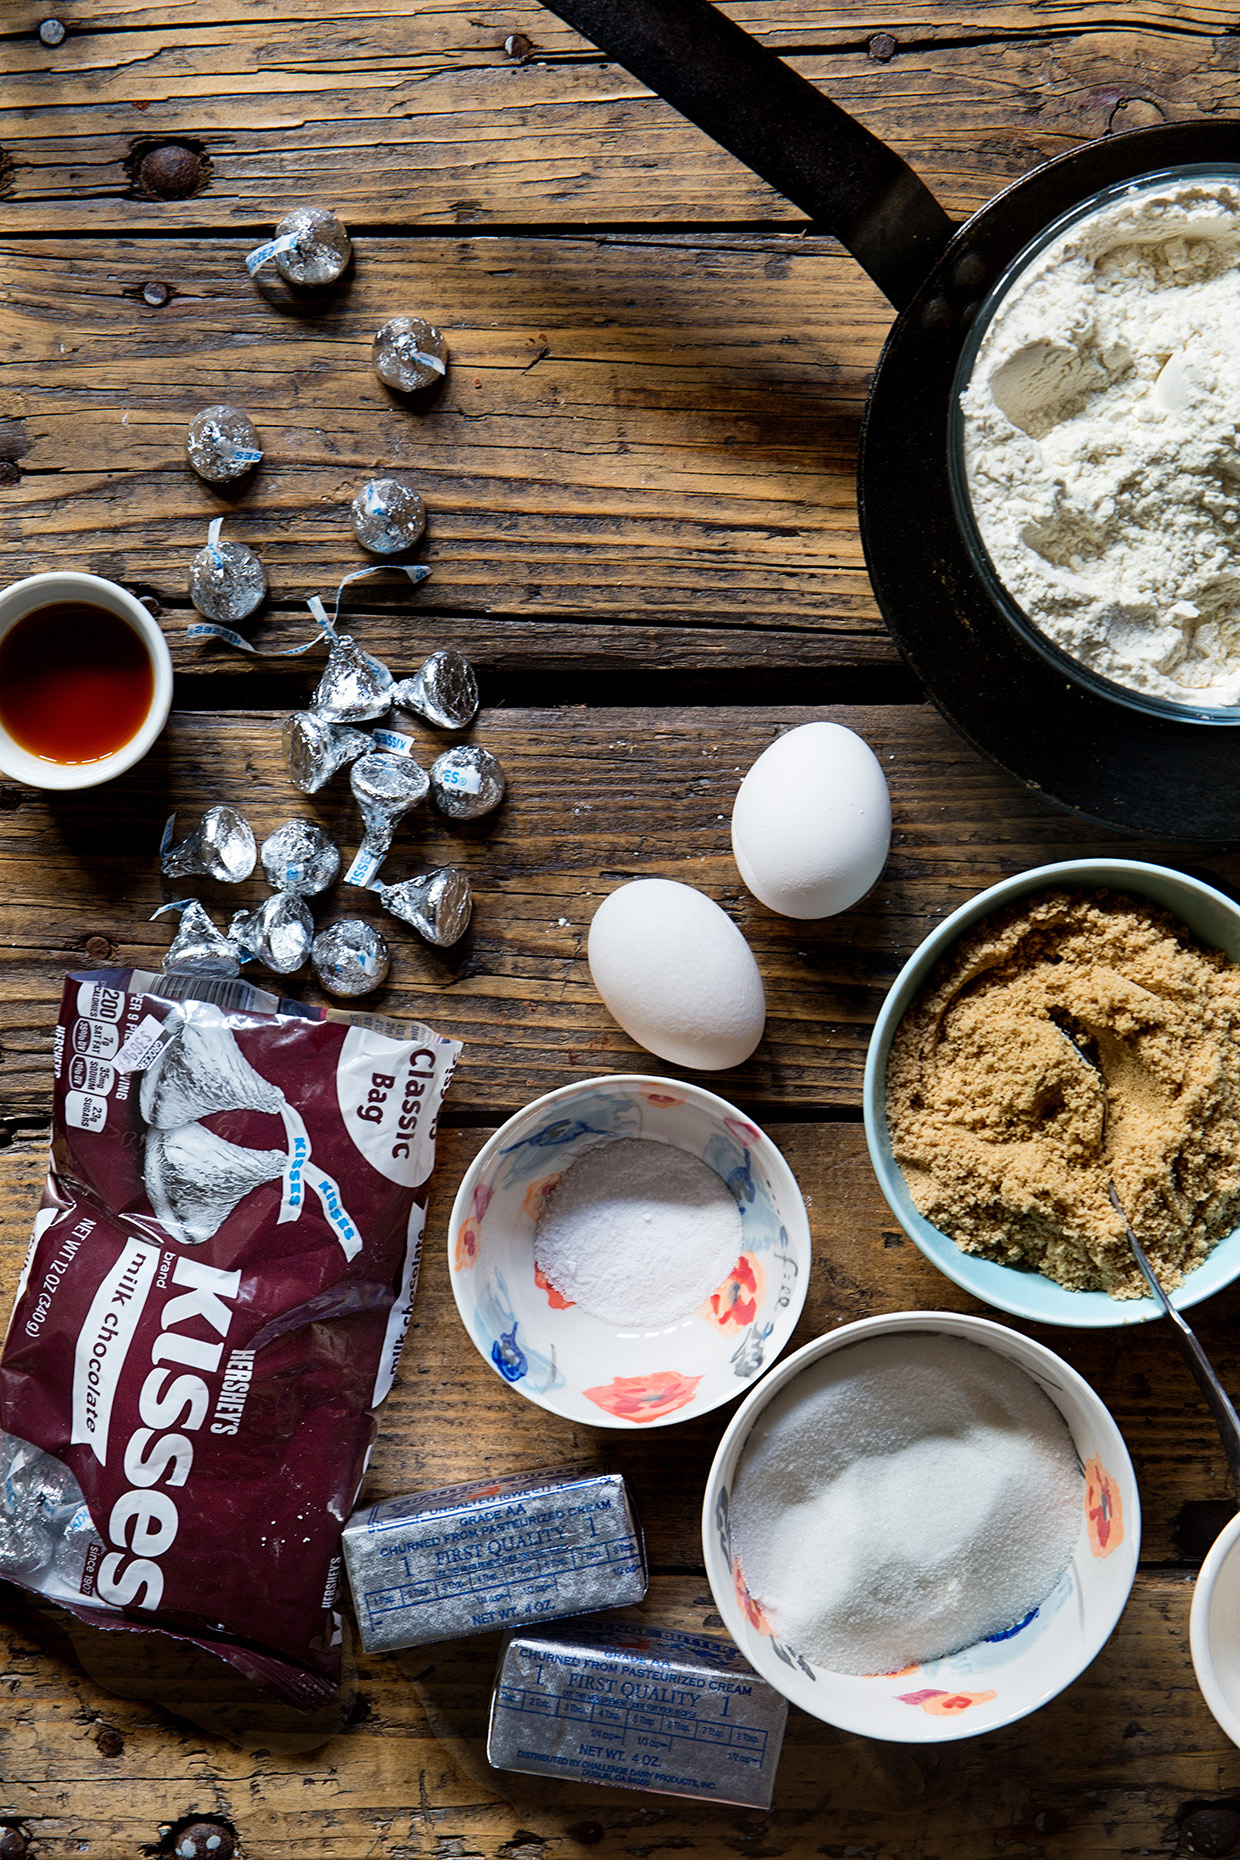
[863,859,1240,1327]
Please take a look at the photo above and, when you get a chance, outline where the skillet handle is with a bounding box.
[537,0,954,309]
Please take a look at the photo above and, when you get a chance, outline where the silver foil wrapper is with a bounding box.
[391,650,479,731]
[351,476,427,555]
[186,404,263,483]
[430,744,505,820]
[311,919,390,997]
[376,868,472,947]
[284,710,373,794]
[311,635,395,724]
[488,1624,788,1809]
[272,206,351,285]
[161,806,257,883]
[189,533,266,624]
[343,1469,646,1654]
[261,819,340,896]
[0,1432,107,1605]
[158,899,242,978]
[350,752,429,860]
[229,892,314,974]
[372,316,449,394]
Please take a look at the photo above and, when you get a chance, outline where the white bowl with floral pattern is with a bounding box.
[447,1075,811,1428]
[702,1310,1139,1740]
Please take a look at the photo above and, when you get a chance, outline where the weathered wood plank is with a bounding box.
[0,25,1232,234]
[11,2,1237,46]
[0,231,889,633]
[1,704,1235,1122]
[173,611,906,680]
[1,1128,1240,1854]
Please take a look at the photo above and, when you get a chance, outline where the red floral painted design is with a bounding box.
[454,1220,479,1271]
[732,1557,772,1635]
[701,1254,765,1332]
[534,1261,574,1309]
[896,1688,997,1716]
[453,1182,493,1270]
[1084,1456,1124,1558]
[523,1172,561,1221]
[583,1370,702,1423]
[724,1116,762,1147]
[641,1089,686,1108]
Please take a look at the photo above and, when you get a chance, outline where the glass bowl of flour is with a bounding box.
[951,165,1240,722]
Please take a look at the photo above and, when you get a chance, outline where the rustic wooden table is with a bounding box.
[4,2,1240,1854]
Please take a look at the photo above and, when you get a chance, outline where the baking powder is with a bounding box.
[533,1137,742,1327]
[961,172,1240,706]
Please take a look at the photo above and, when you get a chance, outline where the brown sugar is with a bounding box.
[885,888,1240,1297]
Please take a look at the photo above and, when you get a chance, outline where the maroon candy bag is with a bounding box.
[0,968,461,1705]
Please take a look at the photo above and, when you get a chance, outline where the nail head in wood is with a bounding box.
[142,280,171,306]
[38,17,66,45]
[1184,1807,1240,1856]
[868,31,897,61]
[172,1823,236,1860]
[136,144,208,201]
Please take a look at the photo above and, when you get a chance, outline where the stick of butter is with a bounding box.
[343,1467,646,1653]
[487,1622,788,1808]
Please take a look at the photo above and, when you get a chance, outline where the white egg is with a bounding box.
[587,878,765,1071]
[731,721,891,919]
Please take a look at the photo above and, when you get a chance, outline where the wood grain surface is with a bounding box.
[4,0,1240,1852]
[0,703,1235,1124]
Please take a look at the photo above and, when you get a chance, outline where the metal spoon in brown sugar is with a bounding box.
[1056,1019,1240,1496]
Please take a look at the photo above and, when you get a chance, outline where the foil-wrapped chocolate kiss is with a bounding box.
[161,805,257,883]
[391,649,479,732]
[375,867,472,947]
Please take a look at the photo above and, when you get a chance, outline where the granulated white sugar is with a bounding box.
[533,1137,743,1327]
[729,1332,1083,1675]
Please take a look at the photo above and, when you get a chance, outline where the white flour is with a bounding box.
[960,173,1240,707]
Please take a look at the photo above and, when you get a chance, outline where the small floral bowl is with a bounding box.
[447,1075,811,1429]
[702,1311,1139,1741]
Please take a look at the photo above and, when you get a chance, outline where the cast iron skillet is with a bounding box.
[539,0,1240,840]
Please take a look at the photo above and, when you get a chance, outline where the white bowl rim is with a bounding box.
[1190,1507,1240,1747]
[0,571,174,790]
[701,1307,1141,1741]
[863,857,1240,1328]
[446,1071,813,1427]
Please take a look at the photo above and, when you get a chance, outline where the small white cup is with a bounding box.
[0,571,173,791]
[1190,1510,1240,1746]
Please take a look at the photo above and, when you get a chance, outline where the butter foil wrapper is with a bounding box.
[487,1622,787,1808]
[343,1468,646,1653]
